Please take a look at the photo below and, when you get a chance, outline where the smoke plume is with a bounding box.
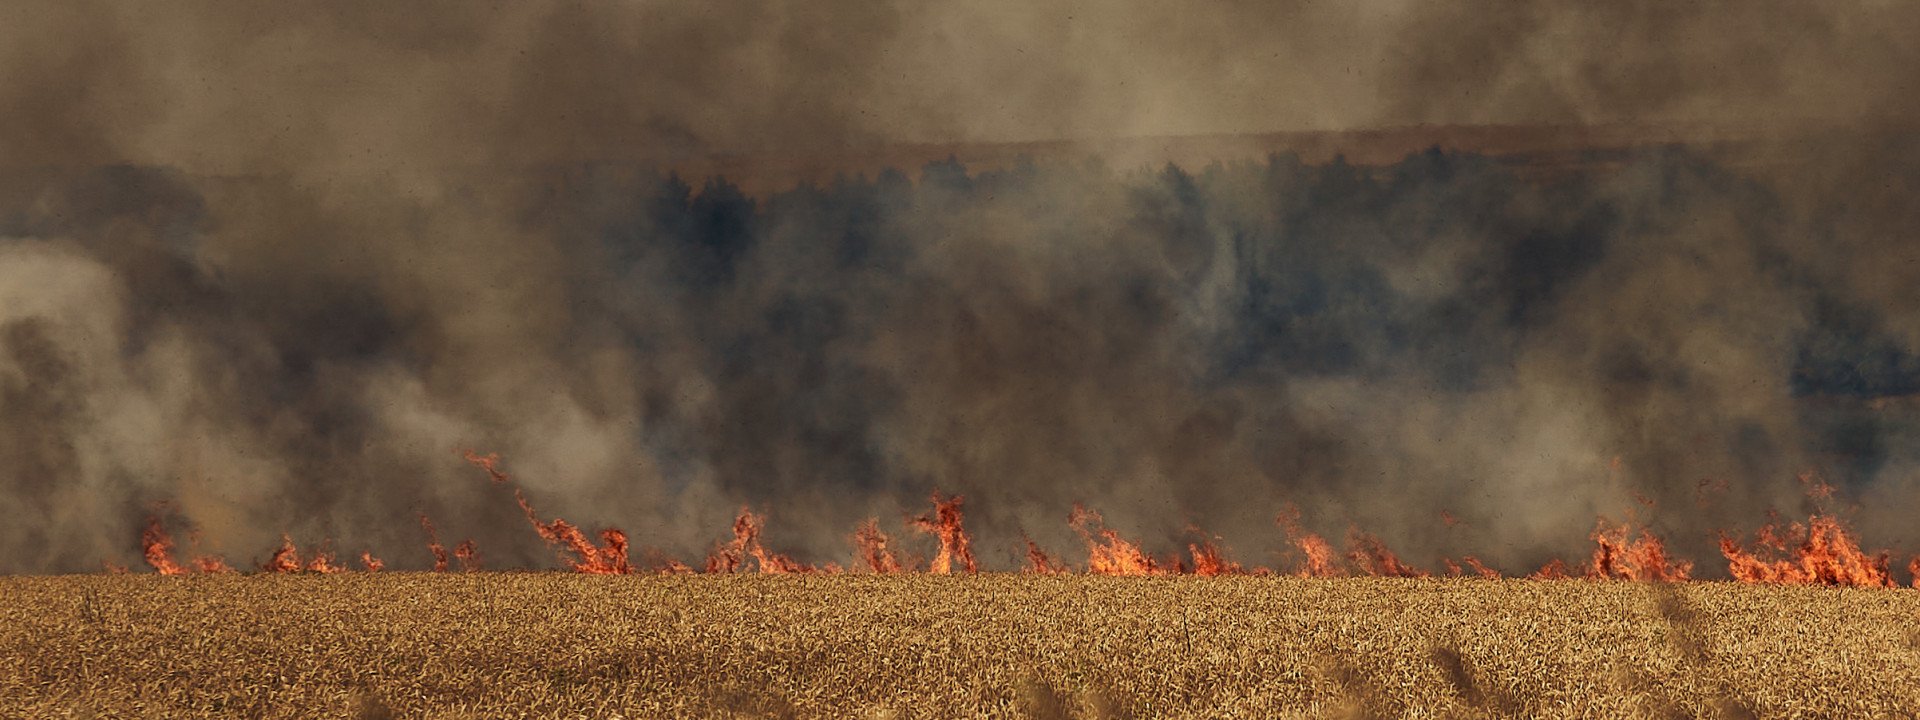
[1,1,1918,574]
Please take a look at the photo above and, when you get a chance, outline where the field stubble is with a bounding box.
[1,574,1916,719]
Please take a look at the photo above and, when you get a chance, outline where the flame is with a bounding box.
[1719,515,1894,587]
[705,507,818,574]
[1441,556,1500,579]
[1797,472,1836,501]
[419,514,450,572]
[1345,530,1429,578]
[644,548,696,574]
[304,544,347,574]
[1530,559,1571,580]
[909,493,977,574]
[1277,506,1342,577]
[704,509,751,573]
[746,513,811,574]
[454,540,480,572]
[121,451,1920,586]
[264,535,302,573]
[1023,536,1068,574]
[1716,473,1895,587]
[142,516,188,576]
[852,519,906,573]
[1585,519,1690,581]
[464,450,632,574]
[1185,537,1244,577]
[1068,506,1165,576]
[196,555,234,574]
[659,560,695,574]
[143,516,233,575]
[462,450,510,483]
[1525,519,1690,581]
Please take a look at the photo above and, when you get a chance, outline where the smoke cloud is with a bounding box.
[1,1,1918,574]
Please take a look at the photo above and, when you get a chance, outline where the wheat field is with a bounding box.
[1,574,1916,719]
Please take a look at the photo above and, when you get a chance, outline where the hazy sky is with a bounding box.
[4,1,1914,173]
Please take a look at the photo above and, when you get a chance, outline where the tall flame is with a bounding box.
[852,519,906,573]
[909,493,977,574]
[464,450,632,574]
[141,516,187,576]
[419,514,450,572]
[1277,506,1342,577]
[143,516,232,575]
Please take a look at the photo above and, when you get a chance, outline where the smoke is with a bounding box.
[1,2,1918,574]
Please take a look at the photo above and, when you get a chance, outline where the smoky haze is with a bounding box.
[1,1,1918,574]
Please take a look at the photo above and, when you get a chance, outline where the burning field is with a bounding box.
[3,455,1914,718]
[9,3,1920,718]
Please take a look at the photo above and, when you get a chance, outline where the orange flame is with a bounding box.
[1186,536,1245,576]
[1529,559,1571,580]
[264,535,302,573]
[1719,515,1894,587]
[705,507,817,574]
[1585,519,1690,581]
[1022,535,1068,574]
[704,509,752,573]
[142,516,187,576]
[1277,506,1342,577]
[654,556,696,574]
[1441,556,1500,579]
[305,543,347,574]
[852,519,905,573]
[1717,474,1894,587]
[1345,530,1429,578]
[420,515,451,572]
[196,555,234,574]
[141,516,233,575]
[1068,506,1165,576]
[909,493,977,574]
[127,450,1920,586]
[1796,472,1836,502]
[463,450,632,574]
[454,539,480,572]
[462,450,510,483]
[746,512,810,575]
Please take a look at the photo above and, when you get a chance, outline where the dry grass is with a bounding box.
[2,574,1916,718]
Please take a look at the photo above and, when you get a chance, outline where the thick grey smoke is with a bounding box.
[0,1,1917,574]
